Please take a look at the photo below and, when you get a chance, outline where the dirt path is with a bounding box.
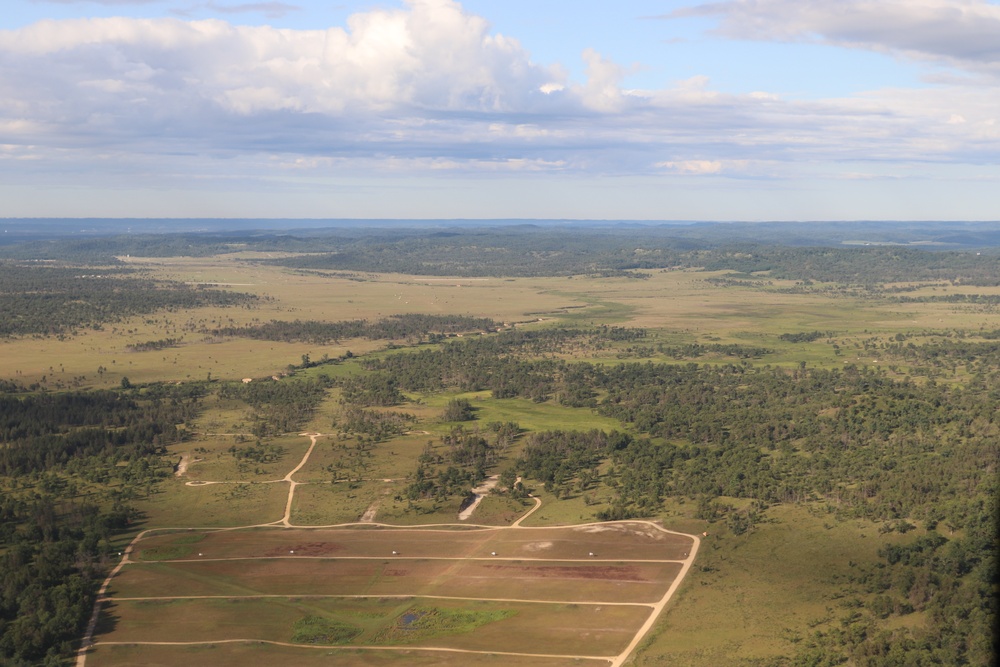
[174,455,189,477]
[279,432,320,527]
[457,474,499,520]
[359,501,379,522]
[92,639,614,663]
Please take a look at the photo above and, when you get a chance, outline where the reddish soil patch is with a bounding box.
[263,542,343,557]
[482,564,648,582]
[383,568,411,576]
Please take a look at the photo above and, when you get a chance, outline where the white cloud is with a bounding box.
[579,48,625,112]
[1,0,563,116]
[656,160,725,174]
[672,0,1000,79]
[0,0,996,192]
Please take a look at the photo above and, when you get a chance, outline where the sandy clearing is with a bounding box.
[458,475,500,520]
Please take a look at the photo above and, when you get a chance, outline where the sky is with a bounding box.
[1,0,998,221]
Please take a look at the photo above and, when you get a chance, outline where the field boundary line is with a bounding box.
[147,555,688,563]
[109,593,656,607]
[91,639,614,663]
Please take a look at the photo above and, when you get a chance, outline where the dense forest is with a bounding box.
[0,383,207,665]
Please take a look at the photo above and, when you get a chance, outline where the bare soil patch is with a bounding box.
[263,542,344,557]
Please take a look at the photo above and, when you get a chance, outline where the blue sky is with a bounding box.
[1,0,998,220]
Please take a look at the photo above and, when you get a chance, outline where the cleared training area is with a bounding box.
[82,432,700,667]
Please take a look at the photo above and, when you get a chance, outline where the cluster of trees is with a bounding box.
[403,424,515,501]
[442,398,475,421]
[778,330,829,343]
[612,342,772,361]
[218,377,331,437]
[333,407,415,442]
[125,337,182,352]
[793,501,995,666]
[211,314,500,345]
[338,374,407,407]
[0,264,257,337]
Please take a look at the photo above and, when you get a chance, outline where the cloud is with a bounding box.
[671,0,1000,79]
[656,160,725,175]
[580,48,625,111]
[204,2,301,19]
[0,0,997,188]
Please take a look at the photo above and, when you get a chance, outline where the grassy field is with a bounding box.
[93,522,690,663]
[634,503,925,666]
[97,596,649,655]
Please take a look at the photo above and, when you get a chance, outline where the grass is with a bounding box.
[291,615,362,644]
[370,605,517,645]
[632,503,921,666]
[135,477,290,528]
[96,596,649,656]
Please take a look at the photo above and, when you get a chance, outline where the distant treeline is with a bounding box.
[0,264,257,337]
[5,227,1000,284]
[210,314,500,344]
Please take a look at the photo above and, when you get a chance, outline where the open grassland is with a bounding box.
[129,524,692,563]
[289,480,401,525]
[9,258,1000,388]
[135,478,291,528]
[97,596,648,656]
[633,503,927,666]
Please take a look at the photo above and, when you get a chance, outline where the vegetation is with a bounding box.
[372,606,516,645]
[0,223,995,665]
[291,615,362,645]
[0,382,207,665]
[0,263,256,337]
[211,314,500,344]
